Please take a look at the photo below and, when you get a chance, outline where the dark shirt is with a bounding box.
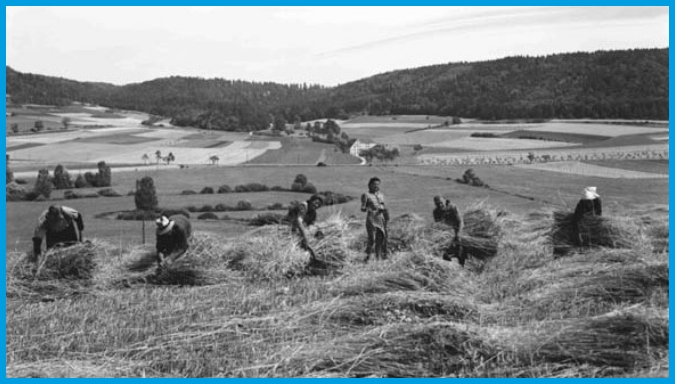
[574,198,602,222]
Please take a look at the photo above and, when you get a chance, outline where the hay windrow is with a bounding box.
[287,321,493,377]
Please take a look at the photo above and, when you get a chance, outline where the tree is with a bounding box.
[61,117,72,130]
[135,176,158,211]
[209,155,220,165]
[141,153,150,165]
[33,120,44,132]
[53,164,73,189]
[10,123,19,134]
[272,114,287,132]
[168,152,175,164]
[155,150,162,164]
[97,161,112,187]
[33,168,53,198]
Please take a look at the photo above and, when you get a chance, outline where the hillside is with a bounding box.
[6,48,669,130]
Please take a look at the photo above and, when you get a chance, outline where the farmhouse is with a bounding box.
[350,139,376,157]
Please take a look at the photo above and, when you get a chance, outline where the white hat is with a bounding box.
[583,186,599,199]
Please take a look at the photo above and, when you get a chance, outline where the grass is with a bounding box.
[6,205,668,378]
[583,159,669,175]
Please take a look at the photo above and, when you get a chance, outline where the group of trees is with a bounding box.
[7,49,667,128]
[359,145,400,163]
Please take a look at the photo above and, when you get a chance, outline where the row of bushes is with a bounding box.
[117,208,191,221]
[181,183,318,196]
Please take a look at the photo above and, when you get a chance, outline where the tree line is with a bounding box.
[6,48,668,129]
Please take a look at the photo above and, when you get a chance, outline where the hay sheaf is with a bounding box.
[550,211,643,256]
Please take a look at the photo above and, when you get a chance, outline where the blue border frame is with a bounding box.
[2,3,672,381]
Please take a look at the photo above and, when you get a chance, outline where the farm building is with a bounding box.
[350,139,376,156]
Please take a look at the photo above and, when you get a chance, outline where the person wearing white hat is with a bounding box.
[573,186,603,246]
[155,213,192,267]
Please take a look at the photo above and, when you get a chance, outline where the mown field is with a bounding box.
[5,110,670,378]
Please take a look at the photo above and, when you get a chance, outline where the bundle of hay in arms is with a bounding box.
[550,211,642,256]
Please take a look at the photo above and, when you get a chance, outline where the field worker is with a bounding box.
[32,205,85,261]
[288,194,324,260]
[574,186,602,220]
[443,198,463,240]
[155,214,192,267]
[432,196,446,223]
[573,186,602,246]
[361,177,390,262]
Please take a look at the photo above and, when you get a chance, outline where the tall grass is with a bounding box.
[6,204,668,377]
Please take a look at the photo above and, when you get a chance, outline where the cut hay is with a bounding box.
[121,232,231,286]
[286,321,493,377]
[455,235,499,261]
[32,241,98,280]
[331,252,476,297]
[500,312,669,372]
[550,211,642,256]
[302,292,481,328]
[512,262,669,320]
[462,204,503,239]
[350,213,428,255]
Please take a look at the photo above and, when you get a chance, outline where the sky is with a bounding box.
[6,6,670,86]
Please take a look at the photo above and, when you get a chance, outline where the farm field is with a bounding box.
[5,110,670,378]
[515,161,669,179]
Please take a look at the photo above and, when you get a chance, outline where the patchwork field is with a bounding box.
[515,161,669,179]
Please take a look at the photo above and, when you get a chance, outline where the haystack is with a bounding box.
[550,211,641,256]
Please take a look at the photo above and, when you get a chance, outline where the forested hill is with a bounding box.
[6,48,668,131]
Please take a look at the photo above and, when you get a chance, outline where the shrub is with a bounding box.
[14,178,27,185]
[215,204,230,212]
[6,181,26,201]
[200,205,215,213]
[65,190,100,199]
[96,161,112,187]
[317,162,327,167]
[236,200,253,211]
[186,206,198,213]
[200,187,215,194]
[470,132,498,138]
[197,212,219,220]
[217,185,232,193]
[293,174,308,187]
[180,190,197,195]
[267,202,285,210]
[74,174,90,188]
[135,176,158,211]
[6,167,14,184]
[98,188,122,197]
[160,208,190,218]
[270,186,286,192]
[117,210,159,221]
[234,183,269,192]
[249,212,287,226]
[52,164,73,189]
[33,168,53,199]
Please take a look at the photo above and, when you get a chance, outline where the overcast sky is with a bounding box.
[6,6,669,86]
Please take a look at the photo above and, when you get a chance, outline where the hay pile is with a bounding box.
[286,321,493,377]
[126,232,232,286]
[496,310,669,374]
[550,211,642,256]
[7,241,104,302]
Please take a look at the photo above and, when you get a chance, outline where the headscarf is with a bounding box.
[156,215,175,235]
[583,186,600,200]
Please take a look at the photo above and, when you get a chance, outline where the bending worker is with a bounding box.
[32,205,85,261]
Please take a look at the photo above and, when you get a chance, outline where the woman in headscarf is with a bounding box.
[573,186,602,246]
[361,177,389,262]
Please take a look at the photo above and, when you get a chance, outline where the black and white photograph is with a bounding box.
[5,6,669,378]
